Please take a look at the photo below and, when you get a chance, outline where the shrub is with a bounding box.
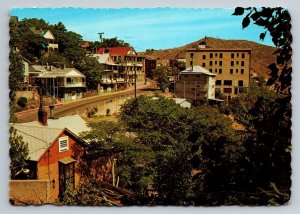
[86,107,98,118]
[17,97,28,108]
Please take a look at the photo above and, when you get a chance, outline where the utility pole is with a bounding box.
[98,32,104,43]
[134,64,137,98]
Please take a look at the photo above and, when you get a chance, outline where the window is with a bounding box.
[210,61,213,66]
[215,53,218,57]
[216,80,222,85]
[220,53,223,58]
[224,80,232,85]
[231,53,234,58]
[202,63,206,67]
[210,53,213,58]
[236,69,239,73]
[59,136,69,152]
[241,61,245,66]
[190,53,194,58]
[224,88,232,93]
[237,53,240,57]
[209,68,212,72]
[215,69,218,73]
[242,53,245,58]
[238,80,244,86]
[241,69,245,74]
[202,54,206,59]
[190,61,193,66]
[219,61,222,66]
[236,61,239,65]
[231,61,234,66]
[219,69,222,74]
[230,69,233,74]
[215,61,217,65]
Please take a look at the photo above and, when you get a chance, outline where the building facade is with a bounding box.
[175,65,216,101]
[185,45,251,99]
[32,67,86,102]
[95,47,146,90]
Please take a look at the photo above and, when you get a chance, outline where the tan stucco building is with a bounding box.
[185,44,251,100]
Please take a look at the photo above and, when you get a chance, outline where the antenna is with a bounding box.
[98,32,104,43]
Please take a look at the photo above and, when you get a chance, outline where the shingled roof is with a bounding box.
[96,47,136,55]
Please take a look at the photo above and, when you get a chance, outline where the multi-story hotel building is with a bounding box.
[185,43,251,99]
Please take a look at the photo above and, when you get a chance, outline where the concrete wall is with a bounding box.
[16,91,38,100]
[10,180,50,204]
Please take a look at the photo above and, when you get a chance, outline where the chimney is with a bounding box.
[49,104,55,119]
[37,87,48,126]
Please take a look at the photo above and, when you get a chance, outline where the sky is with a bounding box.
[10,7,274,52]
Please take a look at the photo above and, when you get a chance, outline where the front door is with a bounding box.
[59,162,75,197]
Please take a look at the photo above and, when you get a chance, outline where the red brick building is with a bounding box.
[12,114,89,201]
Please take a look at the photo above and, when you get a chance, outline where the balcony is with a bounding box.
[48,43,58,49]
[64,82,86,87]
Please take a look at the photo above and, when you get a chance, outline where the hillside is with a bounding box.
[141,37,278,78]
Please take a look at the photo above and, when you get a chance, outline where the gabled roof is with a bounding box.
[12,124,63,161]
[20,115,90,136]
[12,115,90,161]
[34,68,85,78]
[96,47,137,55]
[29,27,55,40]
[91,53,117,65]
[180,66,215,76]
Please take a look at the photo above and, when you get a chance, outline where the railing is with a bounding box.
[48,43,58,49]
[59,82,86,87]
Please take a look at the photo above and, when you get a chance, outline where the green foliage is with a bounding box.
[17,97,28,108]
[61,180,116,206]
[9,126,29,179]
[222,84,277,128]
[91,37,130,49]
[75,56,103,90]
[233,7,292,93]
[9,50,24,122]
[153,66,171,92]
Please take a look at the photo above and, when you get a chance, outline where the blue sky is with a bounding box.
[10,8,274,51]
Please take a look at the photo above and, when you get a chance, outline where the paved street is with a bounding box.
[16,80,156,123]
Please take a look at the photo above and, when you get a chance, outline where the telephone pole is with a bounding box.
[98,32,104,42]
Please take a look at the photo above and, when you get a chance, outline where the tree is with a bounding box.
[232,7,292,204]
[9,50,24,122]
[232,7,292,93]
[153,66,170,92]
[9,126,29,179]
[120,96,242,205]
[75,56,104,90]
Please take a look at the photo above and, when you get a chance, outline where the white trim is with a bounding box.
[59,136,69,152]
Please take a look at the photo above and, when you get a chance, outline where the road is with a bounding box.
[16,80,157,123]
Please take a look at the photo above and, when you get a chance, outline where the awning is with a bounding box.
[59,157,76,164]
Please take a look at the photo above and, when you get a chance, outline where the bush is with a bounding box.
[86,107,98,118]
[17,97,28,108]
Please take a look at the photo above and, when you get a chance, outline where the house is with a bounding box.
[30,27,58,51]
[185,41,251,100]
[92,53,123,92]
[11,109,89,202]
[95,47,146,89]
[32,66,86,102]
[175,65,216,101]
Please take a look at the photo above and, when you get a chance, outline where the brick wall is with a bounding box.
[37,131,82,201]
[10,180,50,204]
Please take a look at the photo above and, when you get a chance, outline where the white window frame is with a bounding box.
[59,136,69,152]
